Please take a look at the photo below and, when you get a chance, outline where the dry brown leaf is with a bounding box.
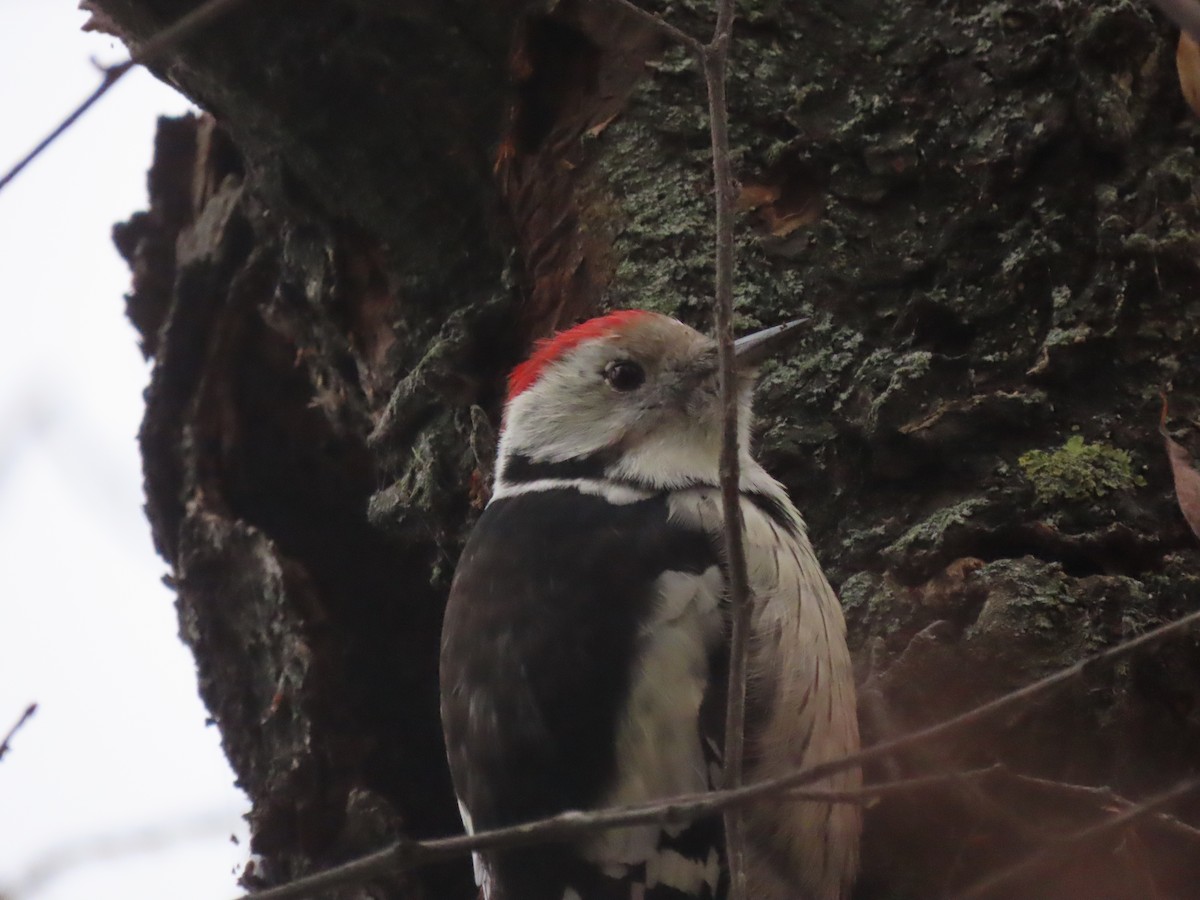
[736,182,780,211]
[738,162,825,234]
[1160,395,1200,542]
[585,112,620,139]
[1176,32,1200,117]
[908,557,985,614]
[761,203,821,237]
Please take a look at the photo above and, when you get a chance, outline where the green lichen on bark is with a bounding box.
[1018,435,1145,504]
[883,498,990,565]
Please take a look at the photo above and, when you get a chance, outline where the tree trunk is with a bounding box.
[89,0,1200,897]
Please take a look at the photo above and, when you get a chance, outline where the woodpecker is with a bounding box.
[440,310,860,900]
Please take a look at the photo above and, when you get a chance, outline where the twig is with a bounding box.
[597,0,754,888]
[232,608,1200,900]
[602,0,705,53]
[781,606,1200,798]
[860,629,1042,843]
[0,69,131,194]
[996,768,1200,844]
[957,776,1200,899]
[234,769,994,900]
[1147,0,1200,41]
[699,0,752,889]
[0,0,251,193]
[0,702,37,761]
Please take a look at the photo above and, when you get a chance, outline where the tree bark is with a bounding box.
[90,0,1200,897]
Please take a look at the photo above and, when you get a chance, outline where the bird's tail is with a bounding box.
[482,817,727,900]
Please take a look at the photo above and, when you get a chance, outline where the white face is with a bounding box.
[498,315,756,489]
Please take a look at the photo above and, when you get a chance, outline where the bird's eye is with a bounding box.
[603,360,646,392]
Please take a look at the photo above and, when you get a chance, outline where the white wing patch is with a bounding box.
[581,565,724,872]
[646,847,722,895]
[456,799,494,899]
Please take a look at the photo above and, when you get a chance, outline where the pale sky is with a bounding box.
[0,2,250,898]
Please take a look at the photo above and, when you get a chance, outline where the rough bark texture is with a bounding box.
[90,0,1200,897]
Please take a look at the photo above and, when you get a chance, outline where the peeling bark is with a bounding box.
[94,0,1200,897]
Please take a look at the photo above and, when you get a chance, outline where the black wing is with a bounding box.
[440,487,718,899]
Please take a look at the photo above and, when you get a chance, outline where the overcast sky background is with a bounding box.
[0,3,250,898]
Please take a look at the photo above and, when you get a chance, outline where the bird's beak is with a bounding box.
[732,318,808,367]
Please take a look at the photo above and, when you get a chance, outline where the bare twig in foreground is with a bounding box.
[235,770,993,900]
[0,702,36,762]
[232,608,1200,900]
[0,0,251,193]
[695,0,753,894]
[997,768,1200,844]
[958,776,1200,899]
[601,0,705,52]
[599,0,757,890]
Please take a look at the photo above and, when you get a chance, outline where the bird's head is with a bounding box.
[495,310,804,491]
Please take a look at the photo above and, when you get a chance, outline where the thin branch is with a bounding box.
[600,0,705,53]
[0,68,131,194]
[591,5,753,888]
[0,702,37,761]
[996,768,1200,844]
[234,769,994,900]
[700,0,752,888]
[233,608,1200,900]
[0,0,251,193]
[958,776,1200,899]
[780,606,1200,796]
